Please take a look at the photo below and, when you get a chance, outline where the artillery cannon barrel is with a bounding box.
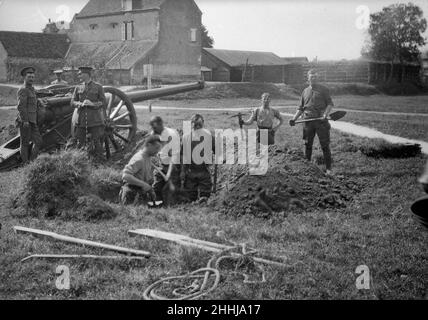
[127,81,204,103]
[45,81,205,109]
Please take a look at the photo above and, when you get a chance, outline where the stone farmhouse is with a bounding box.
[0,0,202,84]
[66,0,202,84]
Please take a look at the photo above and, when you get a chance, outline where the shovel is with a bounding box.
[295,111,347,124]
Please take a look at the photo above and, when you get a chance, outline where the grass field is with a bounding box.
[0,95,427,300]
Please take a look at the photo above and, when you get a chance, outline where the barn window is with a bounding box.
[122,0,142,11]
[122,21,135,40]
[132,0,143,10]
[190,28,197,42]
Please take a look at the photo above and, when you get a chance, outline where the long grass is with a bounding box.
[0,97,427,300]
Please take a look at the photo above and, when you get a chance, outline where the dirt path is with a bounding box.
[275,105,428,117]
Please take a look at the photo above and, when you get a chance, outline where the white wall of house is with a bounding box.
[68,10,159,43]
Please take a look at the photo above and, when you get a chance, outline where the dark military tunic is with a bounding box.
[71,81,106,128]
[182,128,215,201]
[298,84,334,170]
[17,84,38,124]
[16,84,42,162]
[71,81,107,157]
[298,84,333,119]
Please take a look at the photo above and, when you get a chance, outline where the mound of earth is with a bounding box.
[212,146,362,217]
[11,150,118,221]
[358,139,421,158]
[160,82,300,100]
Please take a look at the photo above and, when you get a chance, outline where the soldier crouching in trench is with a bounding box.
[71,66,107,159]
[16,66,43,164]
[120,135,161,206]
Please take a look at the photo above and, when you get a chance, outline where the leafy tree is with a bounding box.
[201,24,214,48]
[364,3,427,82]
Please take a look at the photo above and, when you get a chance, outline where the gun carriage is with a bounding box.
[0,81,205,171]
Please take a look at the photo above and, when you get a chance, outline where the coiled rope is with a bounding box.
[143,244,266,300]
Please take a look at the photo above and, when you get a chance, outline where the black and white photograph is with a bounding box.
[0,0,427,307]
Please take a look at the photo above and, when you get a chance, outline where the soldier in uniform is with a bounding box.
[16,66,43,163]
[289,69,335,175]
[241,92,284,145]
[51,69,68,85]
[181,114,215,202]
[120,135,160,206]
[71,66,107,157]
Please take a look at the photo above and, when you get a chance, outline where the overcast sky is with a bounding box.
[0,0,427,60]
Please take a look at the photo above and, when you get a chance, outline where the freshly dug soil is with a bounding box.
[211,145,362,217]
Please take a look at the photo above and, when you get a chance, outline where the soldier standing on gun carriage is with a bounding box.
[16,66,43,164]
[71,66,107,158]
[51,69,68,85]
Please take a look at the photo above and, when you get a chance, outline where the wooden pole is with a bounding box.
[21,254,146,263]
[14,226,151,257]
[129,229,288,268]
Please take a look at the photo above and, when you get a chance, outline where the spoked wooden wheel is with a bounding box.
[103,87,138,159]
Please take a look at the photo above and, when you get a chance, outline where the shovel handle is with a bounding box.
[295,117,326,124]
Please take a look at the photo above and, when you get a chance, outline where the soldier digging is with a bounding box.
[182,114,216,202]
[71,66,107,158]
[16,66,43,164]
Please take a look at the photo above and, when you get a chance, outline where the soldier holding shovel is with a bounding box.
[289,69,336,175]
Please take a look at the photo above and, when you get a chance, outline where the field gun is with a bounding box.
[0,81,204,171]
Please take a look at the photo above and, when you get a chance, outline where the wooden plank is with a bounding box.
[129,229,287,267]
[130,229,233,251]
[21,254,146,263]
[14,226,151,257]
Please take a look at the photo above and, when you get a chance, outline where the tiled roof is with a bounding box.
[65,42,124,67]
[281,57,309,64]
[106,40,157,69]
[0,31,70,59]
[77,0,165,18]
[65,40,157,69]
[203,48,286,67]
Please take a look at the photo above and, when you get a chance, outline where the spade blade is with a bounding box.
[329,111,347,121]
